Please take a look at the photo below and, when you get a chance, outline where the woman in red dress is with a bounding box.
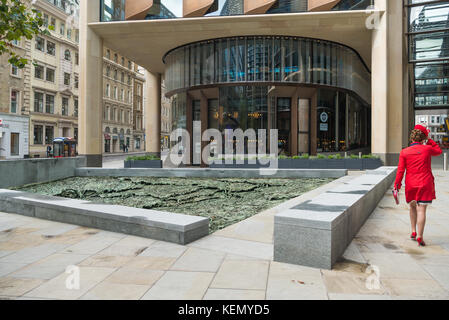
[394,125,442,246]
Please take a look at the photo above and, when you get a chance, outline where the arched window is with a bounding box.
[126,129,131,135]
[106,66,110,77]
[114,53,118,63]
[121,72,124,82]
[121,57,125,66]
[114,69,117,80]
[64,49,71,61]
[105,127,111,133]
[113,127,118,134]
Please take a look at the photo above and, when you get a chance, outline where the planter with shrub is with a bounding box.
[209,154,382,170]
[124,155,162,168]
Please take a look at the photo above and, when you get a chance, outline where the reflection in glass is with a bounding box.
[277,97,291,155]
[331,0,373,11]
[408,1,449,109]
[101,0,126,21]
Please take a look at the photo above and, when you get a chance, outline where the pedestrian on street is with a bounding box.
[394,124,442,246]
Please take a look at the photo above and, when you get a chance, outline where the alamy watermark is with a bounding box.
[168,123,279,175]
[365,265,381,290]
[365,5,381,30]
[65,265,80,290]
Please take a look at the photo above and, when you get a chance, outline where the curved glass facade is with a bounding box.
[164,36,371,103]
[170,86,370,155]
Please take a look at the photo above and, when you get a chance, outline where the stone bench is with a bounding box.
[0,189,208,245]
[273,167,397,269]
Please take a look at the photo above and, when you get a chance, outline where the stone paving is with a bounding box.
[0,171,448,300]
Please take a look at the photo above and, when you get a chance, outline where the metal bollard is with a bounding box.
[444,153,448,172]
[359,152,362,159]
[345,152,348,158]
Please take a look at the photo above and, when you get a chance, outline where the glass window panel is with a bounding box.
[409,3,449,33]
[410,31,449,61]
[273,38,281,82]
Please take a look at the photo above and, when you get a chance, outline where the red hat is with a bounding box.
[414,124,429,137]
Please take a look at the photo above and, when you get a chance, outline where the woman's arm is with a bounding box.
[394,151,406,190]
[426,138,443,156]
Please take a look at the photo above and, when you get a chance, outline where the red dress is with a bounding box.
[394,139,442,203]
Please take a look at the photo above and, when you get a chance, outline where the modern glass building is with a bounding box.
[78,0,449,166]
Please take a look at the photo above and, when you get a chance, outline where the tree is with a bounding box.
[0,0,51,68]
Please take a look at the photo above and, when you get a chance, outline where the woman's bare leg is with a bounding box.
[417,204,428,239]
[409,201,417,235]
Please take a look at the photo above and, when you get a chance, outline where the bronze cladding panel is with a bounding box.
[308,0,341,12]
[244,0,277,15]
[125,0,154,20]
[183,0,217,17]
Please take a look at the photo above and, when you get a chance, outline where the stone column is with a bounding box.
[144,71,161,157]
[371,0,409,165]
[79,0,103,167]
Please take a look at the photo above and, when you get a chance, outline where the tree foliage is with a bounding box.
[0,0,52,68]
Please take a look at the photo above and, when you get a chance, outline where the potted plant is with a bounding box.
[362,155,383,170]
[344,154,364,170]
[327,154,346,169]
[309,154,329,169]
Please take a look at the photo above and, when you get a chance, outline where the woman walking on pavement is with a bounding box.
[394,124,442,247]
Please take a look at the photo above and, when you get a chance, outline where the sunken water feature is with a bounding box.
[16,177,333,233]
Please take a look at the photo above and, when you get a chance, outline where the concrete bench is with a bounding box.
[0,189,208,245]
[273,167,397,269]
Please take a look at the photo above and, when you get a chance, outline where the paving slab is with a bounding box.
[322,270,387,295]
[0,277,44,296]
[0,243,69,265]
[97,236,156,257]
[382,278,449,298]
[138,241,187,259]
[0,262,28,277]
[328,293,392,300]
[141,271,215,300]
[204,289,266,300]
[78,255,132,268]
[189,235,273,260]
[62,232,124,255]
[420,264,449,292]
[266,261,327,300]
[104,268,164,286]
[23,267,116,300]
[361,252,433,280]
[211,258,269,290]
[125,256,177,270]
[170,247,225,273]
[9,253,89,280]
[80,282,150,300]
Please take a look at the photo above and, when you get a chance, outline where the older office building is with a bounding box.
[29,0,80,157]
[79,0,449,166]
[0,35,31,159]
